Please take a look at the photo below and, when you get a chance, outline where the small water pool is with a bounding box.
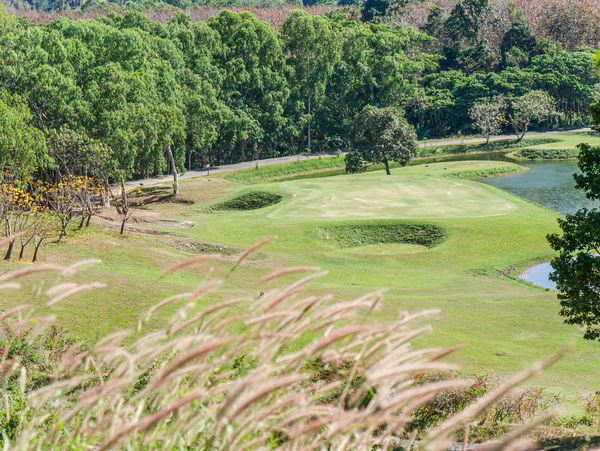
[520,262,556,290]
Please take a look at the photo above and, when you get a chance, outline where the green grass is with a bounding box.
[208,191,283,211]
[316,223,447,248]
[419,137,560,158]
[510,132,600,160]
[227,156,346,184]
[2,157,600,413]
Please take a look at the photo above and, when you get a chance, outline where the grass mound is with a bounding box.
[419,137,560,158]
[210,191,283,211]
[318,223,447,249]
[226,157,345,184]
[511,148,579,160]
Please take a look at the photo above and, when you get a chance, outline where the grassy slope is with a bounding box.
[510,132,600,160]
[1,153,598,410]
[184,162,598,409]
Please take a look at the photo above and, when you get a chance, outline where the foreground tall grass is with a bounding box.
[0,239,562,449]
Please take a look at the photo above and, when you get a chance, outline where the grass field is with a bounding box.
[2,148,600,412]
[510,132,600,160]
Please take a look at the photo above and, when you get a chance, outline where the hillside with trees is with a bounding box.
[0,0,597,181]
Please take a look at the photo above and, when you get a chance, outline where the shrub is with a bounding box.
[318,223,447,248]
[410,372,560,442]
[209,191,283,211]
[345,151,368,173]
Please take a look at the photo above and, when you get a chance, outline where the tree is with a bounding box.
[469,97,506,144]
[281,11,340,153]
[46,127,116,180]
[0,90,48,180]
[0,181,36,260]
[547,143,600,340]
[509,90,556,141]
[350,106,417,175]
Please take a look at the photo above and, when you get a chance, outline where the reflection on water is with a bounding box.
[480,157,599,289]
[520,262,557,290]
[482,159,599,215]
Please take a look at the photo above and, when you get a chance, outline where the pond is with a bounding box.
[482,159,599,215]
[482,158,599,289]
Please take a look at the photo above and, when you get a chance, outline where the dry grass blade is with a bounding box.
[230,237,276,273]
[263,265,320,282]
[153,337,237,388]
[0,264,63,281]
[99,389,208,451]
[0,305,30,322]
[62,259,102,276]
[0,282,20,290]
[426,350,568,448]
[0,255,567,450]
[46,282,106,307]
[144,293,191,320]
[161,254,222,277]
[227,374,307,421]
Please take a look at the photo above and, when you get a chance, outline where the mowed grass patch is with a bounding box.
[269,162,524,221]
[510,132,600,160]
[208,191,283,211]
[317,223,447,249]
[226,156,346,184]
[5,159,600,410]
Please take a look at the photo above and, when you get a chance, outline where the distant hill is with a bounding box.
[1,0,351,14]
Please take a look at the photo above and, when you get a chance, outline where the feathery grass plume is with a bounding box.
[263,266,321,282]
[161,253,222,277]
[0,248,567,450]
[229,236,276,274]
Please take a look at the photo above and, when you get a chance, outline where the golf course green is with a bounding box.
[4,158,599,411]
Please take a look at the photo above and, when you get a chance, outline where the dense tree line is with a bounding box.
[0,0,597,188]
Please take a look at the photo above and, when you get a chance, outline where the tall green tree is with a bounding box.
[0,90,48,180]
[350,106,417,175]
[548,143,600,340]
[509,90,556,141]
[281,10,340,153]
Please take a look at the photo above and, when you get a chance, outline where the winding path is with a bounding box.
[126,128,591,189]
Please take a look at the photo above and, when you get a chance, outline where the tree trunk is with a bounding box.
[307,95,312,153]
[4,239,14,261]
[486,134,490,145]
[32,239,43,263]
[18,243,25,260]
[120,216,127,235]
[86,213,92,227]
[78,214,85,230]
[165,145,179,196]
[384,158,391,176]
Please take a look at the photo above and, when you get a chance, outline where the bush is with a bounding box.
[318,223,447,248]
[345,151,368,173]
[410,372,560,442]
[209,191,283,211]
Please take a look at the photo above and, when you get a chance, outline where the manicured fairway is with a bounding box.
[524,132,600,150]
[270,162,522,220]
[2,159,599,412]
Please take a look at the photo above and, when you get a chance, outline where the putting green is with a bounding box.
[270,167,520,220]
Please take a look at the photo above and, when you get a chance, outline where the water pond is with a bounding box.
[482,158,599,289]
